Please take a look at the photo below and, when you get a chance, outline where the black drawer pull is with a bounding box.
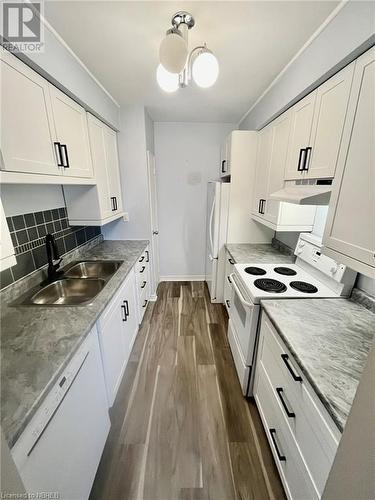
[139,256,144,262]
[124,300,129,318]
[142,300,148,308]
[276,388,295,418]
[145,250,149,262]
[226,300,230,309]
[221,160,226,173]
[141,281,147,289]
[281,354,302,382]
[228,258,235,265]
[121,304,127,322]
[227,275,232,284]
[269,429,286,462]
[140,266,146,273]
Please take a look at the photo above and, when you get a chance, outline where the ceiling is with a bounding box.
[44,1,339,123]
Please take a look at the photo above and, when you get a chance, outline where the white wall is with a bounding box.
[154,122,235,279]
[0,185,65,217]
[102,106,151,240]
[239,1,375,130]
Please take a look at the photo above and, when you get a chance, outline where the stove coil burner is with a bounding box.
[290,281,318,294]
[244,266,266,276]
[274,267,297,276]
[254,278,287,293]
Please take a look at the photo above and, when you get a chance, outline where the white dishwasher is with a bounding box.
[11,325,110,500]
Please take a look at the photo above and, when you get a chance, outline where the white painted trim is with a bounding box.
[237,0,348,128]
[160,275,205,282]
[39,13,120,108]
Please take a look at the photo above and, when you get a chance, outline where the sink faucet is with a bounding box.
[43,233,64,284]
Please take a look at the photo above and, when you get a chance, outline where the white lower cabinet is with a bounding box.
[254,312,340,499]
[97,268,138,406]
[223,250,234,312]
[135,246,151,323]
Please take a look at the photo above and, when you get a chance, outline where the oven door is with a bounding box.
[228,273,259,365]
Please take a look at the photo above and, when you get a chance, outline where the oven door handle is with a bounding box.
[229,273,254,308]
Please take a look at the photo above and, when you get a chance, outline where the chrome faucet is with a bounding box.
[43,233,64,284]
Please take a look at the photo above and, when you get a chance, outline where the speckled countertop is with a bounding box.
[1,240,148,448]
[261,298,375,432]
[225,243,294,264]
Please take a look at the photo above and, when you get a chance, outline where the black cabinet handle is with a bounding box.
[281,354,302,382]
[303,147,312,171]
[258,199,262,214]
[276,388,295,418]
[110,197,116,211]
[54,142,63,167]
[227,275,232,284]
[260,199,266,214]
[124,300,129,318]
[145,250,149,262]
[297,148,306,171]
[121,304,127,322]
[139,256,144,263]
[140,266,146,273]
[221,160,226,173]
[141,281,147,289]
[228,258,235,265]
[226,300,230,308]
[269,429,286,462]
[142,300,148,308]
[60,144,69,168]
[114,197,118,210]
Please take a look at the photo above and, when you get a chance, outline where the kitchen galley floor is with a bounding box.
[90,282,285,500]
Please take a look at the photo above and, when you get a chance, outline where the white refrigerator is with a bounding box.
[205,181,230,303]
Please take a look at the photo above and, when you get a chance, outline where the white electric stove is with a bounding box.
[227,233,357,396]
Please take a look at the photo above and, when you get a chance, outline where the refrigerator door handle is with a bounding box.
[209,195,216,258]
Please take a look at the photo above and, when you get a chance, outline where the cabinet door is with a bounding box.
[87,115,112,219]
[0,198,16,271]
[122,270,139,355]
[225,134,232,176]
[104,126,123,213]
[323,47,375,276]
[264,112,291,225]
[0,51,59,175]
[223,251,234,312]
[98,294,127,406]
[49,85,93,178]
[284,91,316,180]
[252,126,272,217]
[306,63,355,179]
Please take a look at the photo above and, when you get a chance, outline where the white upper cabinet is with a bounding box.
[0,50,59,176]
[284,63,354,180]
[220,134,232,177]
[252,114,316,232]
[0,50,93,182]
[0,198,16,272]
[63,114,123,226]
[306,63,355,179]
[49,86,93,178]
[284,91,316,180]
[323,47,375,278]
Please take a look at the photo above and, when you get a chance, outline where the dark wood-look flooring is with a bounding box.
[90,282,285,500]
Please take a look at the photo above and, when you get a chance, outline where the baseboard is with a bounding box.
[159,275,205,282]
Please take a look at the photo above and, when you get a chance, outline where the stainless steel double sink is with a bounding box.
[15,260,123,306]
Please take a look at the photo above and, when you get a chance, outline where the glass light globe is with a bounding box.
[192,50,219,88]
[156,64,179,93]
[159,32,188,74]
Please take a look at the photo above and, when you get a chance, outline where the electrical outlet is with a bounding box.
[123,212,129,222]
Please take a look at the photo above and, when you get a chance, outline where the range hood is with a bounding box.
[270,182,332,205]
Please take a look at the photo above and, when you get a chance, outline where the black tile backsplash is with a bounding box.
[1,207,101,290]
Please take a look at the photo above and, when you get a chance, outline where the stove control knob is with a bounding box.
[330,262,339,274]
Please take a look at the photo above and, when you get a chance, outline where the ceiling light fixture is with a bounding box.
[156,11,219,93]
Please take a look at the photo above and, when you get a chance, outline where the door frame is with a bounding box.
[146,150,160,300]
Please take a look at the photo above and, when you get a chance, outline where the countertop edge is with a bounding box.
[260,300,344,433]
[6,239,149,448]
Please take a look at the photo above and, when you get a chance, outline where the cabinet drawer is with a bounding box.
[258,314,339,495]
[254,362,318,500]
